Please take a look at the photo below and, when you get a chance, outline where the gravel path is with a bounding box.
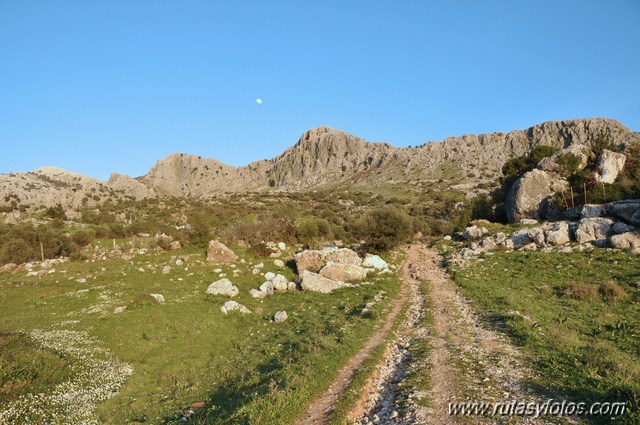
[349,245,561,425]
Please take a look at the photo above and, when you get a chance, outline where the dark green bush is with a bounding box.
[0,239,36,264]
[356,206,412,252]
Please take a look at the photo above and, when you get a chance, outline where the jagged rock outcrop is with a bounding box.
[1,118,638,210]
[505,169,568,223]
[107,173,155,199]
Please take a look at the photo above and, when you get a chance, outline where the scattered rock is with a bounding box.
[274,311,288,323]
[463,225,488,240]
[274,259,285,268]
[519,218,539,225]
[271,274,289,291]
[277,242,286,250]
[221,300,250,314]
[206,240,238,264]
[162,265,171,274]
[175,259,184,266]
[250,289,268,299]
[443,235,452,241]
[169,241,182,250]
[206,278,239,297]
[149,293,165,303]
[114,306,127,314]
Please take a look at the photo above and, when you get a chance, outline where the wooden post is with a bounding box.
[40,241,44,262]
[602,182,606,203]
[113,238,116,250]
[570,187,575,208]
[561,191,569,209]
[583,182,587,205]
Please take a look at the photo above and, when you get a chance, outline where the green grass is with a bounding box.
[0,245,402,424]
[451,250,640,424]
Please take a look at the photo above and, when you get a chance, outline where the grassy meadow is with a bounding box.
[0,243,402,424]
[451,250,640,424]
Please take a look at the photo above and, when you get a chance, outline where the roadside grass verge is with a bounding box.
[451,250,640,424]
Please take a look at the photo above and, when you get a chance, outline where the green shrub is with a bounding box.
[356,206,412,252]
[71,230,94,247]
[0,239,36,264]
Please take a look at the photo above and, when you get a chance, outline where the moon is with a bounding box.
[256,98,263,105]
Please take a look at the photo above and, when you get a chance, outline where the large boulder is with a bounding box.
[206,240,238,264]
[294,247,361,273]
[574,217,614,243]
[605,200,640,226]
[505,169,568,223]
[319,262,367,282]
[595,149,626,184]
[609,231,640,253]
[298,270,348,293]
[294,250,326,274]
[206,278,239,297]
[545,222,571,246]
[537,144,591,173]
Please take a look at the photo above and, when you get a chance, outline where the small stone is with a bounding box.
[274,311,288,323]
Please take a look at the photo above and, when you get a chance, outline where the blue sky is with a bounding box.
[1,0,639,180]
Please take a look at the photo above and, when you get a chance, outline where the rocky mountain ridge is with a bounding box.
[1,118,638,210]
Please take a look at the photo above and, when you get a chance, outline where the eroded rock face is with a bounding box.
[505,169,568,223]
[574,218,614,243]
[609,231,640,253]
[595,149,626,184]
[319,262,367,282]
[206,240,238,264]
[605,200,640,226]
[206,278,239,297]
[298,270,347,293]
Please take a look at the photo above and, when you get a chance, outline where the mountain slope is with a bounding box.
[1,118,637,210]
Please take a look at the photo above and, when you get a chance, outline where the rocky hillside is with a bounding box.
[1,118,638,210]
